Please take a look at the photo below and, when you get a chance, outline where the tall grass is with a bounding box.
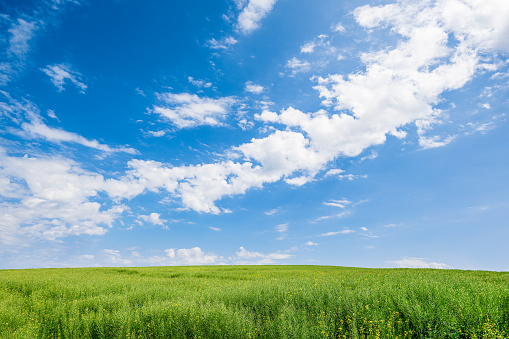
[0,266,508,338]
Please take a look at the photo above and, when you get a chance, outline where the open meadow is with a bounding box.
[0,265,508,338]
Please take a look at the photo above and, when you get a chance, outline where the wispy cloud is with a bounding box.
[319,229,354,237]
[207,36,238,50]
[8,19,38,59]
[359,226,379,238]
[275,223,288,233]
[285,57,311,75]
[41,64,87,93]
[326,169,369,180]
[21,120,138,154]
[264,208,280,216]
[323,199,351,208]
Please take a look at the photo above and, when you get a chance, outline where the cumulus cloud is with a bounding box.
[418,135,456,149]
[5,0,504,223]
[230,246,292,264]
[152,92,237,129]
[41,64,87,93]
[245,81,265,94]
[102,0,509,215]
[237,0,278,34]
[138,213,167,226]
[0,153,126,245]
[388,257,450,269]
[305,241,318,246]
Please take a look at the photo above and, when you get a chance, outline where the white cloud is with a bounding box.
[323,199,351,208]
[153,92,237,129]
[1,95,136,154]
[164,247,219,265]
[313,210,350,222]
[78,254,94,261]
[122,139,326,213]
[103,249,132,265]
[47,109,58,120]
[0,19,38,84]
[360,151,378,162]
[237,0,278,34]
[300,34,335,55]
[41,64,87,93]
[245,81,265,94]
[13,0,502,220]
[319,229,354,237]
[264,208,280,216]
[209,227,221,231]
[384,223,404,228]
[94,246,292,266]
[325,169,344,177]
[339,174,368,181]
[138,213,166,226]
[388,257,450,269]
[207,36,238,50]
[305,241,318,246]
[286,57,311,75]
[21,120,138,154]
[359,226,379,238]
[122,0,509,217]
[8,19,38,59]
[0,153,126,245]
[300,42,316,54]
[230,246,292,264]
[307,0,509,155]
[418,135,456,149]
[275,223,288,233]
[188,77,212,88]
[332,23,346,33]
[135,87,146,97]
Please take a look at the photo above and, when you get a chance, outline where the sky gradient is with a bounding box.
[1,0,508,270]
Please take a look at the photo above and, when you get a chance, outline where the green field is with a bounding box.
[0,266,508,338]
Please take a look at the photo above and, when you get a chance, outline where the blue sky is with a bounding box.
[1,0,508,270]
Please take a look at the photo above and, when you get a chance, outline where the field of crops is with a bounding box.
[0,265,508,338]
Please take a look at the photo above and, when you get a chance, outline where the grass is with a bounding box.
[0,265,508,338]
